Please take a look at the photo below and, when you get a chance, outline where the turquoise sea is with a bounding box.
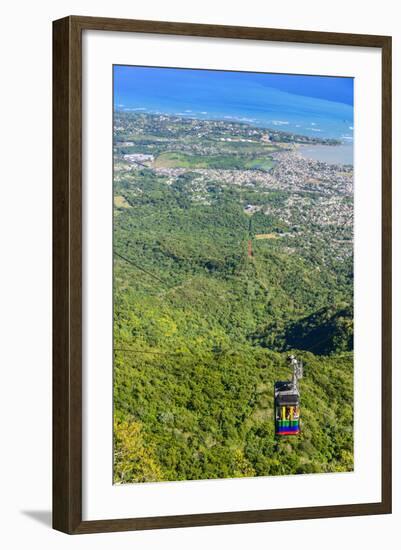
[114,66,354,143]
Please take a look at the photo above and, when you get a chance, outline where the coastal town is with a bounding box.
[114,111,353,267]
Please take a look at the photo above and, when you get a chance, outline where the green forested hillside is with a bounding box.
[113,113,354,483]
[252,305,353,355]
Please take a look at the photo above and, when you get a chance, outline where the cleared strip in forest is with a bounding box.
[255,233,279,240]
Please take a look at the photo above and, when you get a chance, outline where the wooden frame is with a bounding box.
[53,15,392,534]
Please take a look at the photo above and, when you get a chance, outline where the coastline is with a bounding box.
[297,143,353,166]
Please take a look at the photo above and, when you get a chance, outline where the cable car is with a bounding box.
[275,355,303,436]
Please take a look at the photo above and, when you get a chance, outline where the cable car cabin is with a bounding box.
[275,381,300,436]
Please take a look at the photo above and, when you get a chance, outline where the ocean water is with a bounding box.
[298,144,354,165]
[114,66,354,143]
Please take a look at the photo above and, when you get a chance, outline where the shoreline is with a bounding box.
[116,109,345,146]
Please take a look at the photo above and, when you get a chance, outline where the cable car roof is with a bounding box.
[275,393,299,406]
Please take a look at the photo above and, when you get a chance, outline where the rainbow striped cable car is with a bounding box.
[275,355,303,436]
[275,382,300,435]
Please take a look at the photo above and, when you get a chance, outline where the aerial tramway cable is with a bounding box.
[115,251,167,285]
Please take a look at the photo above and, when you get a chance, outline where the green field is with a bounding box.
[153,151,274,171]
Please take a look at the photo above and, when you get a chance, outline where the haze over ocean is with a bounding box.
[114,66,354,142]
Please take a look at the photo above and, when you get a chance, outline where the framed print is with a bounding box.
[52,16,392,534]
